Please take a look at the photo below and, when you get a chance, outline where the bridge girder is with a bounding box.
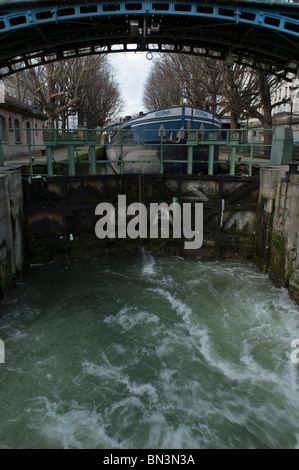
[0,1,299,78]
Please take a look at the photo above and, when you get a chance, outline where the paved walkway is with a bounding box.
[5,145,89,165]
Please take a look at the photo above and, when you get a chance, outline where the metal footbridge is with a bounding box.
[0,1,299,79]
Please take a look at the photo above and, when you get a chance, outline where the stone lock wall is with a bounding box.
[0,167,24,299]
[1,166,298,306]
[255,166,299,303]
[4,166,299,305]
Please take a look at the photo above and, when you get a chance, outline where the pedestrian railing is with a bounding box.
[0,126,274,177]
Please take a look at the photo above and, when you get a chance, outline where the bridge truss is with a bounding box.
[0,1,299,78]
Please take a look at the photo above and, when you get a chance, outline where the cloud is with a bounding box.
[108,52,153,117]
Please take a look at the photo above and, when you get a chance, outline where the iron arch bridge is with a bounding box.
[0,0,299,78]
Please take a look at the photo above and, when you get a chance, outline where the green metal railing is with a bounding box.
[42,128,97,176]
[0,126,274,177]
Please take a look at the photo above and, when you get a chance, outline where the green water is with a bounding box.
[0,252,299,449]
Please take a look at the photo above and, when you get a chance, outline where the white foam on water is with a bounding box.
[1,257,299,449]
[110,343,127,355]
[102,268,129,279]
[141,248,156,276]
[82,359,158,403]
[144,412,204,449]
[148,278,299,414]
[27,396,123,449]
[5,328,28,341]
[148,287,192,323]
[109,395,145,415]
[147,287,220,369]
[158,275,176,287]
[104,306,160,332]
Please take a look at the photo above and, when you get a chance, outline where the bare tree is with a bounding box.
[75,57,123,128]
[4,72,34,104]
[143,55,184,110]
[142,53,224,113]
[26,58,105,128]
[143,53,286,138]
[7,55,122,129]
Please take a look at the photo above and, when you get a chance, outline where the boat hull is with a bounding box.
[105,105,221,174]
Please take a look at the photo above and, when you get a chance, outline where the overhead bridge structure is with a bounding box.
[0,0,299,79]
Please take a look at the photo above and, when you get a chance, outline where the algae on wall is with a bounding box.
[270,231,287,285]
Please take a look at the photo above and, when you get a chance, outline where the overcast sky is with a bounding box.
[108,52,154,118]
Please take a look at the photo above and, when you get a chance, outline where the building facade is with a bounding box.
[248,76,299,145]
[0,95,47,157]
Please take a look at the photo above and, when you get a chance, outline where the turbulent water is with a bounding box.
[0,251,299,449]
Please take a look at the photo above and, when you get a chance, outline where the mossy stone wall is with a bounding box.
[255,167,299,303]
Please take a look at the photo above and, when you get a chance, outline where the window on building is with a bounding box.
[26,121,31,143]
[0,115,6,142]
[14,119,20,143]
